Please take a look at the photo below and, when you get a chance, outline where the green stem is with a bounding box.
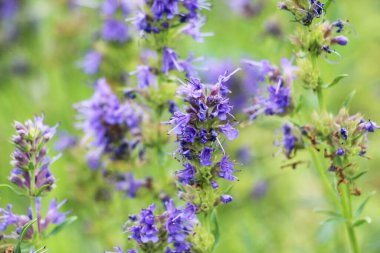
[341,184,360,253]
[29,170,41,248]
[308,149,340,207]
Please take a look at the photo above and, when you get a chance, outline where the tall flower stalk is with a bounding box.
[1,114,74,251]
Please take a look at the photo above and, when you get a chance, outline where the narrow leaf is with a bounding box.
[322,74,349,89]
[353,217,372,227]
[210,210,220,251]
[314,208,342,218]
[14,218,37,253]
[35,185,51,197]
[352,171,368,181]
[342,90,357,108]
[0,184,27,196]
[354,191,376,218]
[44,216,77,239]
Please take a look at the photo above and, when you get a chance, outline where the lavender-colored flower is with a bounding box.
[220,194,233,204]
[340,127,348,141]
[244,58,296,119]
[331,35,349,46]
[0,0,18,20]
[281,124,297,159]
[54,131,77,152]
[200,147,213,166]
[162,47,183,75]
[219,123,239,141]
[0,204,30,237]
[101,19,129,43]
[82,51,102,75]
[37,198,68,231]
[113,172,145,198]
[165,200,197,252]
[363,120,379,133]
[252,180,268,199]
[336,148,345,156]
[219,156,236,181]
[75,78,142,168]
[0,198,67,240]
[176,163,196,185]
[127,204,159,244]
[168,100,179,114]
[211,180,219,189]
[133,65,157,89]
[236,147,252,165]
[10,114,58,194]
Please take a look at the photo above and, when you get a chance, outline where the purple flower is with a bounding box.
[114,173,144,198]
[38,198,68,231]
[127,204,159,244]
[219,156,237,181]
[221,194,233,204]
[200,147,213,166]
[82,51,102,75]
[176,163,196,185]
[162,47,183,75]
[219,123,239,140]
[101,0,129,16]
[282,124,297,159]
[336,148,345,156]
[211,180,219,189]
[252,180,268,199]
[236,147,252,165]
[54,131,77,152]
[363,120,379,133]
[75,78,142,168]
[165,200,197,252]
[101,19,129,43]
[0,0,18,20]
[340,127,348,141]
[134,65,157,89]
[152,0,165,20]
[332,35,349,46]
[10,114,58,194]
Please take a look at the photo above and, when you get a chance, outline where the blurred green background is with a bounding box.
[1,0,380,252]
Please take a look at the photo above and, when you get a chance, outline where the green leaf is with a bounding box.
[352,171,368,181]
[14,218,37,253]
[342,90,357,108]
[44,216,77,239]
[353,217,372,227]
[210,210,220,251]
[314,209,342,218]
[294,95,304,113]
[0,184,27,197]
[354,191,376,218]
[224,185,234,194]
[34,184,51,197]
[322,74,349,89]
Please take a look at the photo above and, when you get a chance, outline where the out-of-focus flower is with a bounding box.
[82,51,102,75]
[75,78,142,168]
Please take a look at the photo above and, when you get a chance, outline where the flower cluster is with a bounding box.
[76,78,143,169]
[244,58,297,120]
[104,171,150,198]
[0,198,67,240]
[279,0,325,26]
[10,114,58,195]
[167,71,240,209]
[280,109,379,194]
[81,0,133,76]
[122,200,197,253]
[275,123,303,159]
[130,0,211,42]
